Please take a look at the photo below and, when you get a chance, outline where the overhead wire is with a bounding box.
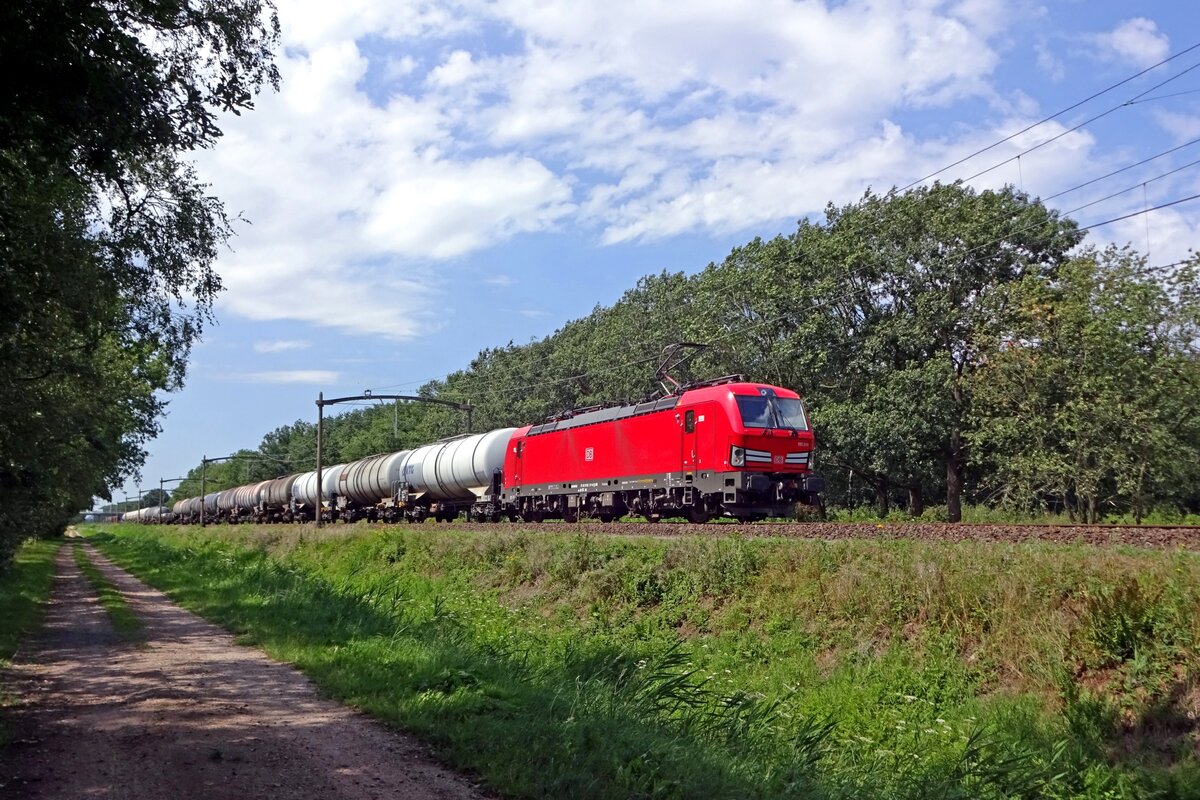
[960,60,1200,184]
[1059,158,1200,218]
[899,39,1200,191]
[369,183,1200,408]
[1043,135,1200,201]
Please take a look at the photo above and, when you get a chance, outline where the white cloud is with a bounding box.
[1035,41,1065,82]
[1152,110,1200,143]
[202,0,1188,338]
[428,50,478,87]
[1090,18,1170,68]
[198,28,574,339]
[236,370,341,384]
[484,274,515,286]
[1102,205,1200,268]
[253,339,310,353]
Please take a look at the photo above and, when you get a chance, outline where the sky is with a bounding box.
[111,0,1200,506]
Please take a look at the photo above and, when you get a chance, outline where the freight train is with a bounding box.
[162,377,824,525]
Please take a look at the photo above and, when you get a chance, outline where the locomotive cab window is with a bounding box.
[736,396,809,431]
[684,410,695,432]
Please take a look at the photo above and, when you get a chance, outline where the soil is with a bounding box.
[0,541,491,800]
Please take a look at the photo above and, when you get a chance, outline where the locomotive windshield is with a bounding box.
[736,395,809,431]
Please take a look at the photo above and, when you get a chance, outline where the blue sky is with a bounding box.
[111,0,1200,506]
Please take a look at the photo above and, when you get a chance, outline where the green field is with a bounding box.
[0,538,60,669]
[86,523,1200,799]
[0,537,61,745]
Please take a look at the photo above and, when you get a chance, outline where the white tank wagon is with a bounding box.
[393,428,516,521]
[290,470,318,520]
[260,474,299,521]
[122,505,168,523]
[203,492,220,518]
[172,496,203,523]
[335,451,411,522]
[288,465,346,523]
[216,489,238,516]
[227,480,271,521]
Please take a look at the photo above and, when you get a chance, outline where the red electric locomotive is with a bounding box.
[495,376,824,522]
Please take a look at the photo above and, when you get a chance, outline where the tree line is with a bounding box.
[175,183,1200,524]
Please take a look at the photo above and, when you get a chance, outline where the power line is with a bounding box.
[368,186,1200,408]
[961,60,1200,184]
[1075,192,1200,234]
[1127,87,1200,105]
[363,59,1200,407]
[900,39,1200,191]
[1059,158,1200,218]
[1043,135,1200,201]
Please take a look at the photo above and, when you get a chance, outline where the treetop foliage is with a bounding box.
[0,0,279,563]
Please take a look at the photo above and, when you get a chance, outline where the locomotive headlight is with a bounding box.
[730,446,745,467]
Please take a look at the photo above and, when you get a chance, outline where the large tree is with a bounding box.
[970,247,1200,522]
[781,183,1082,520]
[0,0,279,559]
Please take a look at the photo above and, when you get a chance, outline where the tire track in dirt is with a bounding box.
[0,543,491,799]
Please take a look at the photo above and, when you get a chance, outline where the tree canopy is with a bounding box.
[0,0,279,562]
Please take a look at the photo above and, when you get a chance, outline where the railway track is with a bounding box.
[409,519,1200,550]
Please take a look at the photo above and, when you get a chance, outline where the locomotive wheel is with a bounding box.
[685,507,710,524]
[562,509,578,523]
[644,513,661,524]
[521,508,544,524]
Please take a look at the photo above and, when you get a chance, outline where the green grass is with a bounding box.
[72,545,143,640]
[87,523,1200,799]
[0,538,59,667]
[0,537,61,744]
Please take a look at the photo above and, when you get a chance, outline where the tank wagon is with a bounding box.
[121,505,170,523]
[171,378,823,525]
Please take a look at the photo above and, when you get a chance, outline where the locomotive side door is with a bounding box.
[681,408,697,471]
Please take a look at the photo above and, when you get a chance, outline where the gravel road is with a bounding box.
[0,543,491,800]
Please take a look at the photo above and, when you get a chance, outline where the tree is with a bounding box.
[970,247,1200,522]
[777,183,1083,520]
[0,0,279,561]
[140,488,171,508]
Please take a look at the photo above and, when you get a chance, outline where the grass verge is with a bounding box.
[0,539,59,668]
[88,523,1200,800]
[0,537,61,745]
[72,545,143,640]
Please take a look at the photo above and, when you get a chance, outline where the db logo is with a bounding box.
[773,455,784,464]
[585,447,595,462]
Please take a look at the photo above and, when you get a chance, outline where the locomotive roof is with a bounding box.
[525,381,800,436]
[527,395,680,436]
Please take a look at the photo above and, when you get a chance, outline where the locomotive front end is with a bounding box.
[713,384,825,518]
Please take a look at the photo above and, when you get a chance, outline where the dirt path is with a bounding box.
[0,543,490,799]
